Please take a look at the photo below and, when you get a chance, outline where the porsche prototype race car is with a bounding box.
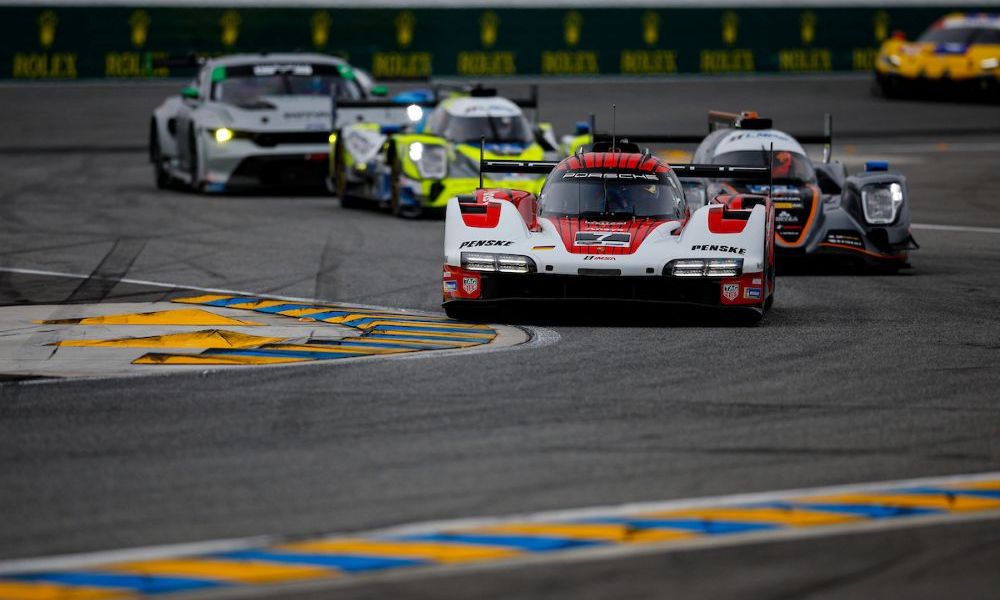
[442,143,776,322]
[150,53,403,192]
[330,86,561,217]
[597,111,918,268]
[874,12,1000,98]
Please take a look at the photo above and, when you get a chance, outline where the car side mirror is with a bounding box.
[370,85,388,97]
[180,86,200,101]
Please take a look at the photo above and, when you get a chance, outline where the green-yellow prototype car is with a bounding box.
[329,87,561,217]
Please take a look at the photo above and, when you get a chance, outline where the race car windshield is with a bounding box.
[539,175,683,220]
[918,26,980,44]
[440,115,534,145]
[212,64,363,106]
[713,150,816,184]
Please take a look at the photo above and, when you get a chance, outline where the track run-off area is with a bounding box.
[1,76,999,598]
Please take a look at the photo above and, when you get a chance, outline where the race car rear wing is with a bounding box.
[593,112,834,163]
[479,159,771,180]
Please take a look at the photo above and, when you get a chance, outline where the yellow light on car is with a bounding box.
[328,132,337,144]
[214,128,234,143]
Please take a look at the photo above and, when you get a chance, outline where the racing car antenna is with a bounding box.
[479,136,485,189]
[768,142,774,198]
[611,104,617,152]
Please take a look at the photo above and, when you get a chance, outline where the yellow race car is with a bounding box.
[874,12,1000,98]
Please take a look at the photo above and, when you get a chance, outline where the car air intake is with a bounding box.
[578,268,622,276]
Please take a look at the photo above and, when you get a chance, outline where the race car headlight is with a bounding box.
[884,54,902,68]
[406,104,424,122]
[667,258,743,278]
[214,128,234,143]
[981,57,999,70]
[861,182,904,225]
[410,142,447,179]
[461,252,537,274]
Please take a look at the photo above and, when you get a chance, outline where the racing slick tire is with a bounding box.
[149,123,171,190]
[388,153,421,219]
[332,132,365,209]
[187,128,203,193]
[444,303,495,323]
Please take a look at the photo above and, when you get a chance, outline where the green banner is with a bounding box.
[0,5,989,80]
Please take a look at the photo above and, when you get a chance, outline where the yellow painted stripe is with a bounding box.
[54,330,285,349]
[645,507,860,527]
[110,558,334,584]
[362,335,482,348]
[955,481,1000,491]
[36,309,261,327]
[342,336,477,348]
[170,294,234,305]
[801,493,1000,512]
[351,320,493,331]
[132,353,309,365]
[467,523,694,544]
[282,539,520,564]
[222,300,292,310]
[373,329,494,340]
[0,581,132,599]
[258,344,416,355]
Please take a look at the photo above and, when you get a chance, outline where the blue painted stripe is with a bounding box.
[371,324,495,335]
[203,348,360,360]
[197,296,261,307]
[341,316,453,327]
[396,533,602,552]
[308,340,442,350]
[253,303,323,314]
[756,502,942,518]
[11,572,222,594]
[583,517,779,535]
[212,550,425,573]
[365,333,484,345]
[892,487,1000,500]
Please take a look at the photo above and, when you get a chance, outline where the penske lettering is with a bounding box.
[691,244,747,255]
[459,240,514,248]
[563,172,660,180]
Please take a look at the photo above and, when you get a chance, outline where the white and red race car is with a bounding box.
[442,143,776,323]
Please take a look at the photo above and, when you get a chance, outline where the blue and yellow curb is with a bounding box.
[2,474,998,599]
[36,294,499,368]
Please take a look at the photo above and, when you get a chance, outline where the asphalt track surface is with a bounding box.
[1,76,1000,598]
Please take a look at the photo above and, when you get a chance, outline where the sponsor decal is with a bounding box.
[744,287,762,299]
[690,244,746,255]
[776,210,798,223]
[773,201,804,209]
[459,240,514,249]
[825,231,865,248]
[532,245,556,251]
[254,64,313,76]
[752,277,762,285]
[562,172,659,180]
[576,232,632,247]
[463,276,479,295]
[583,255,616,261]
[444,280,458,293]
[722,283,739,301]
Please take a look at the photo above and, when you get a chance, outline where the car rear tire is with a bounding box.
[149,124,170,189]
[188,128,202,193]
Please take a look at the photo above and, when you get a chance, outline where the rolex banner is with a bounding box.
[0,5,984,80]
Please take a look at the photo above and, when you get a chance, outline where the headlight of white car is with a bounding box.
[408,142,447,179]
[861,182,904,225]
[461,252,537,274]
